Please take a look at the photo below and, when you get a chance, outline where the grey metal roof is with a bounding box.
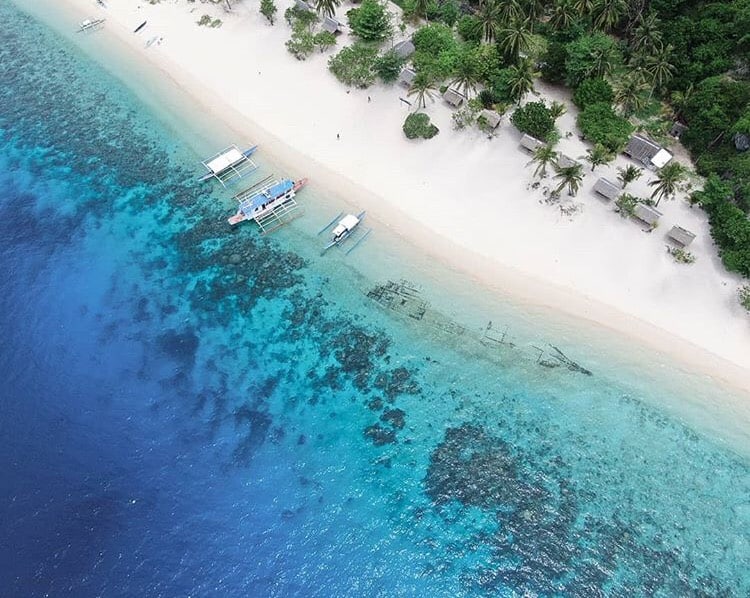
[624,135,661,164]
[294,0,313,11]
[667,225,696,246]
[393,40,415,59]
[593,177,620,200]
[557,154,580,169]
[634,203,662,226]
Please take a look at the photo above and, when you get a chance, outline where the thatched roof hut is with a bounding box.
[670,122,688,139]
[294,0,313,11]
[398,67,416,88]
[634,203,662,227]
[479,109,502,130]
[624,135,672,168]
[442,87,466,108]
[322,16,343,34]
[519,133,545,152]
[393,40,415,59]
[593,177,620,201]
[667,225,696,247]
[557,154,580,169]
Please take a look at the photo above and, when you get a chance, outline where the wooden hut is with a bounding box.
[479,109,502,130]
[398,67,416,88]
[667,225,696,247]
[593,177,620,201]
[294,0,314,11]
[322,16,343,34]
[633,203,662,227]
[519,133,545,153]
[393,40,415,59]
[442,87,466,108]
[624,135,672,169]
[670,122,688,139]
[557,154,580,169]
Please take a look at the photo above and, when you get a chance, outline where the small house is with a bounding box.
[633,203,662,227]
[624,135,672,169]
[593,177,620,201]
[667,225,696,247]
[393,40,415,60]
[398,67,416,88]
[670,122,688,139]
[557,154,580,169]
[294,0,313,11]
[442,87,466,108]
[479,109,502,130]
[519,133,545,153]
[322,16,343,34]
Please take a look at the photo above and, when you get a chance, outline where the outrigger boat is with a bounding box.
[321,211,371,254]
[78,18,105,32]
[198,144,258,187]
[228,177,308,232]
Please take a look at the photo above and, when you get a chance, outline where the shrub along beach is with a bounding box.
[28,0,750,389]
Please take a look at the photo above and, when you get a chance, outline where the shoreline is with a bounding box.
[14,0,750,401]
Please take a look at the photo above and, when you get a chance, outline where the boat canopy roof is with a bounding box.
[332,214,360,236]
[239,179,294,214]
[206,147,244,174]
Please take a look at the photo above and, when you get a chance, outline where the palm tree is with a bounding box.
[497,0,523,27]
[528,145,558,179]
[554,163,585,196]
[572,0,595,16]
[588,44,616,79]
[670,83,694,121]
[407,74,437,109]
[521,0,546,24]
[549,100,567,120]
[498,19,533,63]
[592,0,626,32]
[645,44,675,93]
[451,50,481,98]
[507,58,537,103]
[649,162,686,206]
[314,0,340,19]
[617,165,643,188]
[476,0,501,43]
[582,144,614,171]
[549,0,576,31]
[613,73,648,115]
[631,12,662,54]
[412,0,429,20]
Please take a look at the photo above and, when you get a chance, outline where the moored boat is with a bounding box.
[322,211,367,253]
[228,178,308,227]
[199,144,258,186]
[78,18,105,32]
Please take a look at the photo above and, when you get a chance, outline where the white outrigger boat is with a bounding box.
[199,144,258,187]
[320,211,371,254]
[78,17,106,32]
[228,177,308,233]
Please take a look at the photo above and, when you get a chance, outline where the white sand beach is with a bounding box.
[20,0,750,393]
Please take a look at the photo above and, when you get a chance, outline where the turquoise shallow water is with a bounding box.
[1,1,750,595]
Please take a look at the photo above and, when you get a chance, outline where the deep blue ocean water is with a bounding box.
[1,2,750,596]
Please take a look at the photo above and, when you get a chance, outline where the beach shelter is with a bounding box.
[295,0,314,11]
[442,88,466,108]
[398,67,416,88]
[667,225,696,247]
[479,109,502,130]
[650,148,673,169]
[633,203,662,227]
[519,133,545,153]
[393,40,415,59]
[593,177,620,201]
[557,154,580,169]
[322,16,343,34]
[624,135,670,169]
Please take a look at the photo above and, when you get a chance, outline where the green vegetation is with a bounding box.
[511,101,555,142]
[374,49,404,83]
[572,78,613,110]
[740,285,750,312]
[617,165,643,189]
[668,247,696,264]
[260,0,277,25]
[347,0,392,43]
[615,193,643,218]
[197,15,222,28]
[403,112,439,139]
[314,31,337,53]
[314,0,341,19]
[554,161,585,197]
[577,103,633,153]
[286,24,316,60]
[328,43,379,87]
[284,5,319,28]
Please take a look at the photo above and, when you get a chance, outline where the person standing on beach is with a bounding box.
[337,133,340,140]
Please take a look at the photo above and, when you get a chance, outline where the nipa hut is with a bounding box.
[592,177,620,201]
[667,225,696,247]
[624,135,672,169]
[398,67,416,88]
[519,133,545,153]
[322,16,343,34]
[479,109,502,130]
[442,87,466,108]
[557,154,580,169]
[634,203,662,227]
[393,40,415,59]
